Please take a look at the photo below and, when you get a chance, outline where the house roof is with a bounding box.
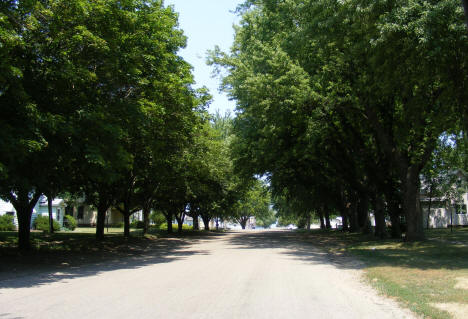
[38,197,65,207]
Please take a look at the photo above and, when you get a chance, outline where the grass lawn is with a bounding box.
[0,224,212,254]
[301,228,468,319]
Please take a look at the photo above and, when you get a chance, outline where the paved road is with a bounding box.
[0,231,414,319]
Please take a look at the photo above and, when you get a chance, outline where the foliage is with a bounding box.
[0,215,15,231]
[150,211,166,228]
[63,215,77,231]
[211,0,468,240]
[130,220,145,229]
[33,215,60,232]
[255,209,276,228]
[158,223,193,231]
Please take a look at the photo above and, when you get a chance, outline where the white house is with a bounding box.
[0,200,18,227]
[36,196,67,226]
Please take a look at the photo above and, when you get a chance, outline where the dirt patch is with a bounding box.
[454,277,468,290]
[431,303,468,319]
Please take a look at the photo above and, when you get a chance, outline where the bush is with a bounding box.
[159,223,193,231]
[0,214,15,231]
[64,215,77,231]
[34,215,60,232]
[150,211,166,228]
[130,220,145,229]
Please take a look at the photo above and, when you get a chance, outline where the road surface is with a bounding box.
[0,231,414,319]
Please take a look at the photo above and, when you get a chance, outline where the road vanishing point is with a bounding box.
[0,230,415,319]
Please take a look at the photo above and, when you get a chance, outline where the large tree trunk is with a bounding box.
[240,217,247,229]
[17,206,33,250]
[96,204,109,241]
[349,200,359,232]
[165,212,173,234]
[123,213,130,237]
[48,195,54,234]
[201,215,210,230]
[385,188,402,239]
[374,195,387,238]
[193,215,199,230]
[176,216,183,233]
[402,167,424,241]
[318,210,325,229]
[324,208,331,229]
[143,206,150,235]
[306,214,311,230]
[11,190,42,250]
[357,194,371,234]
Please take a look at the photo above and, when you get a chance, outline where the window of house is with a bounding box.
[6,211,14,216]
[77,206,84,219]
[57,208,61,220]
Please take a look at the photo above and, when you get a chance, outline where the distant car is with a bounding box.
[287,224,297,230]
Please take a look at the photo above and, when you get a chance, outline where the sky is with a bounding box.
[164,0,242,115]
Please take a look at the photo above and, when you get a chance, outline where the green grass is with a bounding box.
[301,228,468,319]
[0,224,217,253]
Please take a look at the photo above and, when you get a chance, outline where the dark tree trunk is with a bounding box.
[324,208,331,229]
[12,190,42,251]
[176,216,183,233]
[349,201,359,232]
[48,195,54,234]
[306,214,311,230]
[17,206,33,250]
[385,189,402,239]
[240,217,247,230]
[341,208,349,231]
[201,215,210,230]
[123,213,130,237]
[165,212,173,234]
[193,215,199,230]
[143,206,150,235]
[318,210,325,229]
[357,194,371,234]
[216,218,219,231]
[402,167,424,241]
[374,195,387,239]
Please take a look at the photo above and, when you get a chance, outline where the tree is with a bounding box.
[212,0,468,241]
[232,179,270,229]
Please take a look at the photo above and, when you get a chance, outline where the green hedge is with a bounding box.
[159,223,193,231]
[64,215,77,230]
[0,214,15,231]
[34,215,61,232]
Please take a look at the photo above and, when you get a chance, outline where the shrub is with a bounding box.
[150,211,166,228]
[159,223,193,231]
[130,220,145,229]
[0,214,15,231]
[114,222,124,228]
[64,215,77,231]
[34,215,60,232]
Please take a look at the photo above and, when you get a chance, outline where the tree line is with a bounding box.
[211,0,468,240]
[0,0,274,250]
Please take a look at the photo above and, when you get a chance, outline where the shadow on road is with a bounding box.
[0,233,222,289]
[226,230,364,270]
